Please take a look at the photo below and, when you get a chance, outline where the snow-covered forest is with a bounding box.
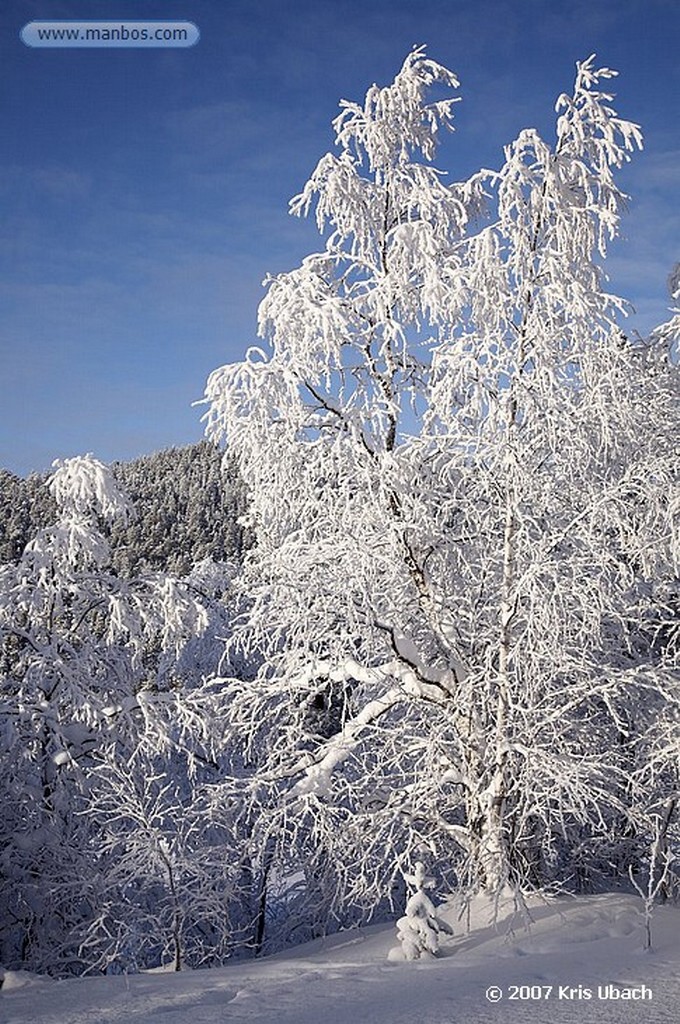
[0,441,249,572]
[1,48,678,994]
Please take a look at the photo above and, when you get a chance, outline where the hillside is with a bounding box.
[0,442,249,574]
[2,892,678,1023]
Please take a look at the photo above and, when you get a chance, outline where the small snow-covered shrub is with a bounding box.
[389,862,453,961]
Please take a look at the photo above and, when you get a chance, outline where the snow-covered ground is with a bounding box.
[3,892,679,1023]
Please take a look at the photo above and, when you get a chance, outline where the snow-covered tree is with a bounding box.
[389,861,452,960]
[202,49,678,936]
[0,455,216,973]
[78,748,243,973]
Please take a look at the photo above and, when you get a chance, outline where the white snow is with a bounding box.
[3,892,679,1023]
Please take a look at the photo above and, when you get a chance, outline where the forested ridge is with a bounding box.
[0,441,249,573]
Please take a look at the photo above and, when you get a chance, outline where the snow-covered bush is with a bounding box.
[389,862,453,961]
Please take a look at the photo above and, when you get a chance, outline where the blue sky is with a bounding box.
[1,0,678,476]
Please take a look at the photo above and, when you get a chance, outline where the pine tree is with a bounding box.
[389,862,453,960]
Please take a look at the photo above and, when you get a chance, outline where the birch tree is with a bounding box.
[0,455,214,973]
[203,50,678,934]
